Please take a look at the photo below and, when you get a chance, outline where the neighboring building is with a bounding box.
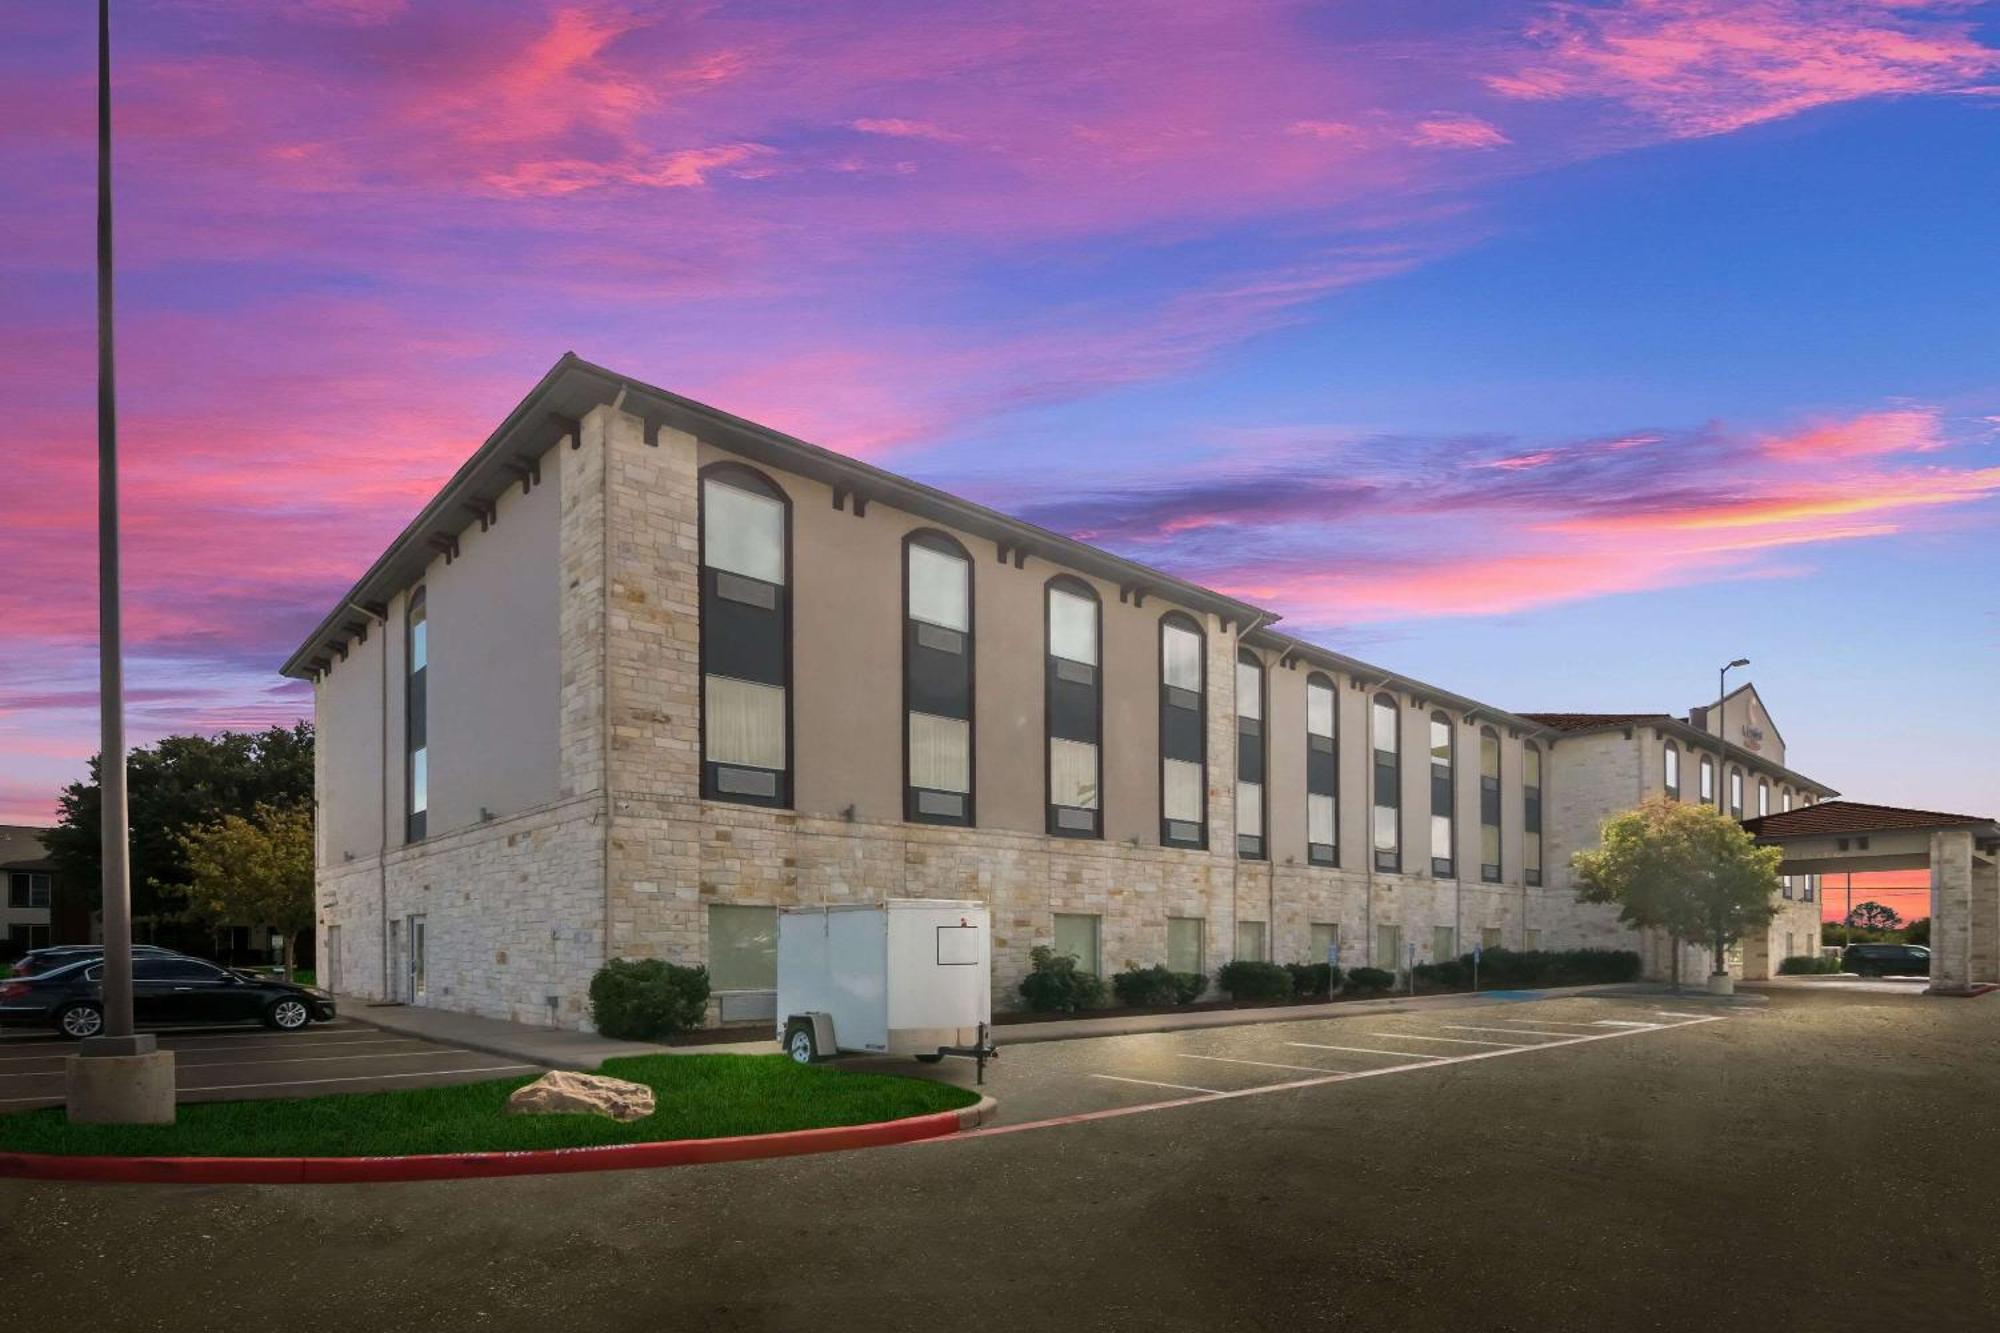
[0,825,88,957]
[288,356,1837,1028]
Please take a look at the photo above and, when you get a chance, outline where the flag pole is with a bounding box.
[68,0,173,1124]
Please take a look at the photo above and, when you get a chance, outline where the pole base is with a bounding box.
[65,1050,175,1125]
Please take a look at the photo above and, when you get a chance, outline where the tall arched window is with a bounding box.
[1782,788,1792,813]
[1306,673,1338,866]
[904,530,973,825]
[405,586,428,842]
[1045,576,1101,837]
[1371,692,1401,873]
[1663,741,1681,801]
[1429,712,1454,877]
[700,464,791,807]
[1757,778,1770,818]
[1236,649,1266,859]
[1729,767,1744,819]
[1699,754,1715,804]
[1523,742,1543,887]
[1159,612,1206,848]
[1479,726,1501,882]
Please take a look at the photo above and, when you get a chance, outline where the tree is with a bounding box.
[176,804,314,980]
[1845,900,1903,931]
[1904,917,1931,947]
[1572,798,1782,989]
[44,723,313,930]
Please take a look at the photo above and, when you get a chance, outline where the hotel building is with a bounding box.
[289,356,1832,1027]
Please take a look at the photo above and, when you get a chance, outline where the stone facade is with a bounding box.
[312,388,1835,1028]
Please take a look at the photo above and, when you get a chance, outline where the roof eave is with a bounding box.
[282,356,1278,681]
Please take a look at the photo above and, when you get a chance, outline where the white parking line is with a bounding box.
[1440,1025,1582,1039]
[1089,1074,1225,1095]
[1365,1031,1533,1048]
[1654,1011,1709,1019]
[179,1065,540,1095]
[1286,1042,1451,1062]
[958,1016,1729,1140]
[1179,1053,1336,1075]
[1591,1020,1658,1028]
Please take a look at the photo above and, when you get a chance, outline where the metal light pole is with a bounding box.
[67,0,173,1123]
[1715,658,1748,815]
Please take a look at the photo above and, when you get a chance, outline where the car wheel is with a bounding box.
[784,1021,818,1064]
[265,998,312,1031]
[57,1003,105,1040]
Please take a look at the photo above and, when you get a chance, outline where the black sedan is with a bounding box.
[0,955,336,1039]
[1839,942,1931,977]
[6,943,190,977]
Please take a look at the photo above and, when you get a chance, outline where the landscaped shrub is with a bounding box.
[1777,954,1840,974]
[589,958,711,1040]
[1411,958,1470,990]
[1466,947,1641,988]
[1344,966,1396,995]
[1217,960,1293,1001]
[1112,963,1182,1007]
[1284,962,1340,999]
[1019,944,1106,1013]
[1111,963,1210,1007]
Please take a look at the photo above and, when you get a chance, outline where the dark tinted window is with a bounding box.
[136,959,227,981]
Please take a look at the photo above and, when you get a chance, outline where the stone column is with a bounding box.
[1970,850,1998,986]
[595,407,706,966]
[1926,828,1975,994]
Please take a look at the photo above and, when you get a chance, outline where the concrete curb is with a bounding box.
[0,1097,996,1185]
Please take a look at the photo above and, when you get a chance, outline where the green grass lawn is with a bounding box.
[0,1055,979,1158]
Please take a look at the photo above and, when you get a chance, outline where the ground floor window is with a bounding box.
[708,904,778,991]
[1376,924,1402,971]
[1236,920,1268,962]
[1167,916,1205,976]
[1308,922,1339,964]
[7,924,50,952]
[1480,927,1502,951]
[1433,926,1456,963]
[1054,912,1102,977]
[1523,928,1541,951]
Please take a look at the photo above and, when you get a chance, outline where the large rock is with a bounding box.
[505,1070,656,1122]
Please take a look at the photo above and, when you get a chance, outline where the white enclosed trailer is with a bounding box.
[776,900,995,1077]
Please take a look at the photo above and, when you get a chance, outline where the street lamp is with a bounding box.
[66,0,174,1124]
[1715,658,1749,813]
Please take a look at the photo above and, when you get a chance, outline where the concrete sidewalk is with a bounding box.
[337,981,1736,1070]
[333,996,689,1070]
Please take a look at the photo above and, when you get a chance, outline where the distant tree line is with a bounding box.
[44,723,314,964]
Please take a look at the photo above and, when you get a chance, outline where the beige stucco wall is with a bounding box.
[318,399,1850,1025]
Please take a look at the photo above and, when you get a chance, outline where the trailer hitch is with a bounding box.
[937,1021,998,1085]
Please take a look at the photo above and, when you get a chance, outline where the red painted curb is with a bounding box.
[0,1107,969,1185]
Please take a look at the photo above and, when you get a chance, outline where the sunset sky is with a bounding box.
[3,1,1997,885]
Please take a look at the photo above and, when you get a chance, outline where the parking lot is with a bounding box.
[0,1018,541,1111]
[3,985,1997,1331]
[844,990,1735,1125]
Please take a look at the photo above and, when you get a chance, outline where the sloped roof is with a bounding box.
[1520,712,1676,733]
[1742,800,1995,839]
[0,825,54,871]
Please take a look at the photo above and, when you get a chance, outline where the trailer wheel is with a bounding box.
[784,1018,819,1064]
[914,1053,945,1064]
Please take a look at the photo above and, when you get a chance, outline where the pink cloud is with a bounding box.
[851,118,961,141]
[1410,113,1512,149]
[1760,408,1944,459]
[1489,0,2000,137]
